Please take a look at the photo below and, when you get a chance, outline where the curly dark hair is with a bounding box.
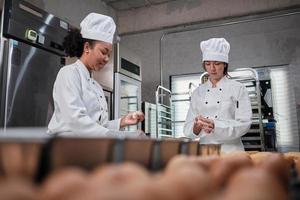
[63,28,96,58]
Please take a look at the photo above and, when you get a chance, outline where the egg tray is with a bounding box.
[34,137,221,183]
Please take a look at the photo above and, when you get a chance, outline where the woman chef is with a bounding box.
[183,38,252,153]
[48,13,144,136]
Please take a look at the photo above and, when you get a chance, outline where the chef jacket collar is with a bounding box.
[76,59,92,79]
[207,75,228,88]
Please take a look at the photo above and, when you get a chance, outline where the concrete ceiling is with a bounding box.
[102,0,177,11]
[115,0,300,34]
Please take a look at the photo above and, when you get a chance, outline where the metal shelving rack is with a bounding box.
[155,85,174,139]
[229,68,265,151]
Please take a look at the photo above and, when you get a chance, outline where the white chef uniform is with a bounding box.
[48,59,120,136]
[183,76,252,153]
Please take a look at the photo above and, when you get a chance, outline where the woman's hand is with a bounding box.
[193,116,215,135]
[200,116,214,133]
[120,111,145,128]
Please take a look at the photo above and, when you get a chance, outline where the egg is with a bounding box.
[284,152,300,166]
[249,152,273,165]
[75,162,152,200]
[222,167,288,200]
[0,178,37,200]
[256,153,290,185]
[121,175,167,200]
[164,155,193,172]
[88,162,150,187]
[209,154,253,190]
[192,155,220,171]
[162,155,213,200]
[38,167,87,200]
[75,175,158,200]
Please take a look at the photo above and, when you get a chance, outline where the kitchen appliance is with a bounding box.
[114,44,142,131]
[0,0,68,129]
[114,43,141,81]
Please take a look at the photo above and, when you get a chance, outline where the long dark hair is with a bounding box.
[202,62,228,75]
[63,28,96,58]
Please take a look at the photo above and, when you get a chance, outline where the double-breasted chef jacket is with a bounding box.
[183,76,252,153]
[48,59,120,136]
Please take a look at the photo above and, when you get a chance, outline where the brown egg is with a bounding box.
[284,152,300,159]
[284,152,300,166]
[165,155,193,172]
[0,178,37,200]
[88,162,150,187]
[256,153,290,185]
[121,176,166,200]
[85,177,162,200]
[38,167,87,200]
[192,155,220,171]
[222,167,288,200]
[209,154,253,189]
[166,154,213,171]
[162,157,213,200]
[73,162,154,200]
[283,154,295,167]
[249,152,273,165]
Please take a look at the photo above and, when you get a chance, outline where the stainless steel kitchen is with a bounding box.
[0,0,300,199]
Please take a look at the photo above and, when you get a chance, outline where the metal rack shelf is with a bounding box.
[229,68,265,151]
[155,86,174,138]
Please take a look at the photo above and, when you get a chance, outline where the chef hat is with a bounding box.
[80,13,117,44]
[200,38,230,63]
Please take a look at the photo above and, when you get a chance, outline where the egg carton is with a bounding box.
[34,137,221,183]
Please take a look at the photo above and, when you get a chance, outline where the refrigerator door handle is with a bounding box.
[0,39,10,127]
[3,39,14,128]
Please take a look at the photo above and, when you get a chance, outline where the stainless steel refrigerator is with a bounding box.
[0,0,68,129]
[114,44,142,131]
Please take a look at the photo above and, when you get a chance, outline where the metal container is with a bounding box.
[0,140,43,181]
[199,144,221,156]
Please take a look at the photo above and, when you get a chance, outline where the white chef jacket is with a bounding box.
[183,76,252,153]
[48,59,121,137]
